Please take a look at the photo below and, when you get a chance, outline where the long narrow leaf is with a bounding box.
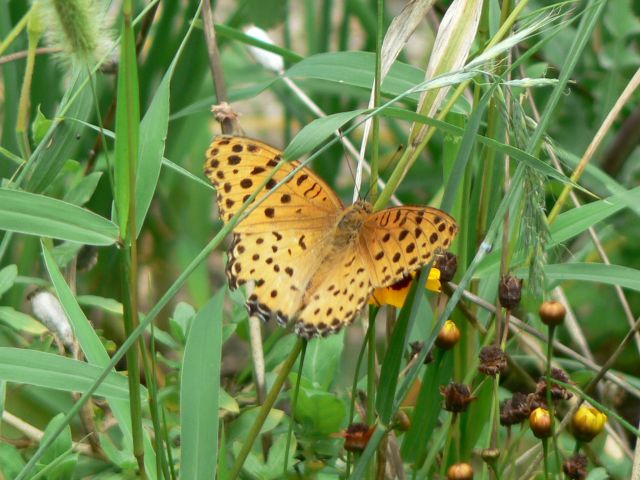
[180,290,225,480]
[0,348,132,400]
[0,189,118,245]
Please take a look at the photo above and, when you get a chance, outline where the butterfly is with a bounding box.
[204,135,458,338]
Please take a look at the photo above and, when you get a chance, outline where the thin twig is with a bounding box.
[2,411,103,458]
[0,46,60,65]
[201,0,236,134]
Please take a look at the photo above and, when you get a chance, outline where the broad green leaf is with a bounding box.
[295,386,345,436]
[37,414,76,480]
[31,106,53,146]
[301,331,345,390]
[63,172,103,206]
[0,264,17,298]
[180,290,225,480]
[0,443,25,479]
[0,307,47,334]
[0,189,118,245]
[284,109,368,160]
[228,407,284,445]
[0,348,131,399]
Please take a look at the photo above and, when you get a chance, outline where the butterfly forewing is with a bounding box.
[360,207,458,288]
[204,136,342,233]
[206,135,342,326]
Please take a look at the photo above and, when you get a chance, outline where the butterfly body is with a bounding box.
[205,135,458,338]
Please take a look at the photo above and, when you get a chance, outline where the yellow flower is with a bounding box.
[369,269,441,308]
[529,407,552,439]
[572,405,607,442]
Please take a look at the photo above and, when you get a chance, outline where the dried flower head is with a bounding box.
[436,252,458,282]
[563,453,588,479]
[436,320,461,350]
[535,368,572,402]
[478,345,507,376]
[529,407,552,439]
[498,275,523,310]
[341,423,374,453]
[447,462,474,480]
[572,405,607,442]
[500,392,531,426]
[539,300,566,326]
[441,383,476,413]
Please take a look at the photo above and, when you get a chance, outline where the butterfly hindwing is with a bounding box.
[294,248,373,338]
[360,207,458,288]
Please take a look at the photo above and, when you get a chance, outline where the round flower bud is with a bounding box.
[571,405,607,442]
[481,448,500,466]
[529,407,552,439]
[436,320,461,350]
[539,300,566,326]
[447,462,474,480]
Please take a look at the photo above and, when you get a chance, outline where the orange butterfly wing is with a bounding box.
[360,207,458,289]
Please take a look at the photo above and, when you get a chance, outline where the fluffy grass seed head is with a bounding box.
[35,0,114,69]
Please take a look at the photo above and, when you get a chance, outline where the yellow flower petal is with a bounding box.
[370,268,442,307]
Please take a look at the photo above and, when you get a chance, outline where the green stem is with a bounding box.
[366,311,377,480]
[284,340,307,474]
[546,325,562,475]
[229,338,304,480]
[542,438,550,480]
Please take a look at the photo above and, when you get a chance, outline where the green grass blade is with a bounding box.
[543,263,640,292]
[180,289,225,480]
[41,242,158,477]
[283,109,368,160]
[23,70,93,194]
[0,348,133,400]
[0,189,118,245]
[376,267,430,424]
